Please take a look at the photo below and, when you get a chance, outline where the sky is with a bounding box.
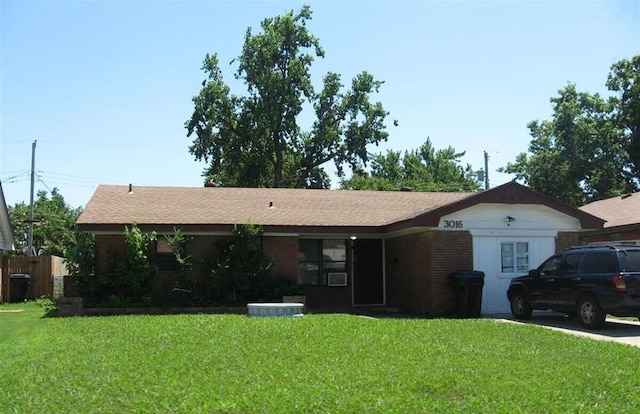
[1,0,639,209]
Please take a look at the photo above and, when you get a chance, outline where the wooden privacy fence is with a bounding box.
[1,255,69,302]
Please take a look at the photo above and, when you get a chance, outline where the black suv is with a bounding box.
[506,244,640,329]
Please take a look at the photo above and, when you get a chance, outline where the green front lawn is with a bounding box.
[1,302,639,413]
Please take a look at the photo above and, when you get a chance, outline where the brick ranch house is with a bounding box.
[76,181,604,315]
[579,191,640,244]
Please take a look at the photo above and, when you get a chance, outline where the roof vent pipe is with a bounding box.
[128,184,133,194]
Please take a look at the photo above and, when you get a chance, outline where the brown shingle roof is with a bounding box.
[580,192,640,228]
[77,185,475,228]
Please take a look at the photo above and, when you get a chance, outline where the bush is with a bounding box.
[66,224,156,306]
[209,223,273,305]
[35,295,56,313]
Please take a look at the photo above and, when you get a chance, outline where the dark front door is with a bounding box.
[353,239,384,305]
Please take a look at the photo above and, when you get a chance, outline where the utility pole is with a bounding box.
[483,150,489,190]
[28,140,36,256]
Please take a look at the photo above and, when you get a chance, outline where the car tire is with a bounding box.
[510,292,532,320]
[578,296,605,329]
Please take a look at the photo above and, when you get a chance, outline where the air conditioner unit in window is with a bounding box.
[327,272,348,286]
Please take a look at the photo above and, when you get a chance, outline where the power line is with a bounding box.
[35,173,53,193]
[0,171,30,183]
[34,179,98,190]
[4,169,157,190]
[38,170,133,186]
[38,170,111,185]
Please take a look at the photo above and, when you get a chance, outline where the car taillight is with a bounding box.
[612,275,627,292]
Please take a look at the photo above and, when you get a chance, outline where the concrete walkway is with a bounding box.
[492,312,640,347]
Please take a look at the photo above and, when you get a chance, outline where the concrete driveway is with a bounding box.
[494,311,640,348]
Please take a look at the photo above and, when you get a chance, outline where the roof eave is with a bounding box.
[78,222,387,236]
[580,222,640,237]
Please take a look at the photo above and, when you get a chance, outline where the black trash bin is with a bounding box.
[449,270,485,317]
[9,274,31,303]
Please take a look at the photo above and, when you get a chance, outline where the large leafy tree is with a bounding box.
[186,5,391,188]
[501,56,639,207]
[8,188,82,256]
[341,139,481,192]
[607,55,640,179]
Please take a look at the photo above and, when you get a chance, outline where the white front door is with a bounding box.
[473,235,555,314]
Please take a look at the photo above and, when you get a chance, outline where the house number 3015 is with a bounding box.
[443,220,463,228]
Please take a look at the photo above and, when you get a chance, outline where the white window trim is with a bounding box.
[498,239,531,279]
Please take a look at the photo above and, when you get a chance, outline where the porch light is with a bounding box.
[350,236,357,240]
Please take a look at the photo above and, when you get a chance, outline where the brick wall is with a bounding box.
[385,230,473,315]
[428,230,473,316]
[580,229,640,245]
[91,228,512,315]
[555,231,579,252]
[263,236,299,281]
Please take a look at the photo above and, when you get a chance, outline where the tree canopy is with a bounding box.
[607,55,640,179]
[8,188,82,256]
[186,5,391,188]
[340,139,481,192]
[500,56,640,207]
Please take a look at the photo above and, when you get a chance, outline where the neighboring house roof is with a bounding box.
[580,192,640,229]
[77,181,604,234]
[0,181,16,251]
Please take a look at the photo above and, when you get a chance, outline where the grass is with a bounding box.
[2,302,640,413]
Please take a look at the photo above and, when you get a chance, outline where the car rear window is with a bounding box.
[618,250,640,272]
